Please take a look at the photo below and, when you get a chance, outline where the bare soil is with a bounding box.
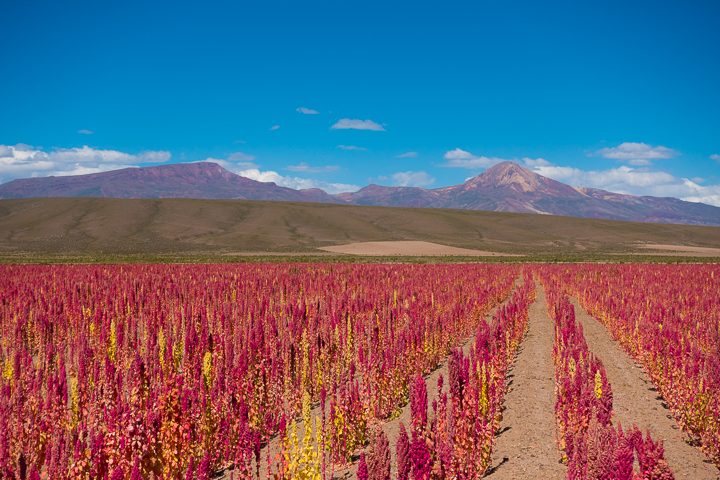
[319,241,521,257]
[571,298,719,479]
[486,282,566,479]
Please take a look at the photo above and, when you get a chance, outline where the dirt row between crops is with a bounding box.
[485,281,566,479]
[329,276,568,480]
[570,298,719,480]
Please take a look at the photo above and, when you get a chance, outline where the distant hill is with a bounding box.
[340,162,720,226]
[0,197,719,257]
[0,162,339,203]
[2,161,720,226]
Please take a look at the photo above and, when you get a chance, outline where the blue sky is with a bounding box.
[1,0,719,204]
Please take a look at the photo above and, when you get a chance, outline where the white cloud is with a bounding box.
[337,145,367,151]
[286,163,339,173]
[528,161,720,207]
[0,144,171,182]
[711,154,720,162]
[443,148,498,168]
[388,171,435,187]
[296,106,320,115]
[331,118,385,131]
[443,149,546,170]
[532,164,675,190]
[236,168,282,183]
[77,129,94,135]
[675,178,720,206]
[237,168,359,194]
[270,125,281,131]
[396,151,418,158]
[201,155,355,194]
[597,142,677,166]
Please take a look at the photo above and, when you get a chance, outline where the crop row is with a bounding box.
[543,275,674,480]
[545,265,720,469]
[353,272,534,480]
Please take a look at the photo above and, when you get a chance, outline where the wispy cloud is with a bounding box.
[227,152,255,162]
[0,144,171,182]
[522,158,551,167]
[711,154,720,162]
[331,118,385,131]
[208,151,258,169]
[77,129,94,135]
[596,142,677,166]
[296,106,320,115]
[270,125,281,131]
[286,163,339,173]
[396,151,418,158]
[387,171,435,187]
[48,146,170,165]
[337,145,367,151]
[442,148,547,170]
[442,148,505,169]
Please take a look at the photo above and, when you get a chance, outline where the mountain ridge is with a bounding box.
[0,162,340,204]
[1,160,719,226]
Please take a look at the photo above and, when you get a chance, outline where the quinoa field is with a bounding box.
[0,264,718,479]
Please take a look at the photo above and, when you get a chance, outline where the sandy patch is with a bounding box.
[318,241,520,256]
[631,243,720,257]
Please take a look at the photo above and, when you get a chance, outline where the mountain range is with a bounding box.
[1,161,719,226]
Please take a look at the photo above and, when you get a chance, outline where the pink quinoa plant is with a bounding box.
[357,453,369,480]
[396,422,411,480]
[366,428,391,480]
